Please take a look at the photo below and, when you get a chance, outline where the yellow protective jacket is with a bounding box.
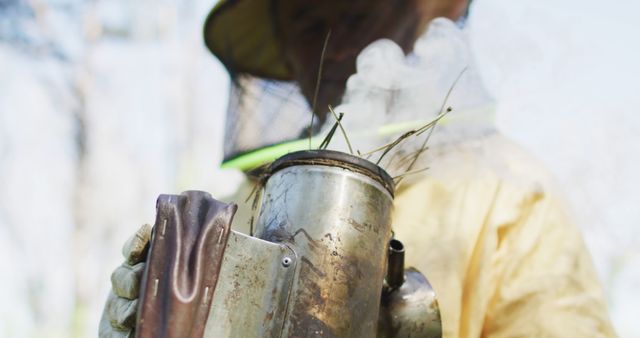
[228,132,616,338]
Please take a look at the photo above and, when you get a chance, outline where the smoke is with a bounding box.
[320,18,496,176]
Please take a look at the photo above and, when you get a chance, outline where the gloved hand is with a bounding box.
[99,224,152,338]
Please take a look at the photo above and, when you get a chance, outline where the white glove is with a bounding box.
[99,224,151,338]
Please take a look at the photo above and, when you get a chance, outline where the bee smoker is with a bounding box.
[136,150,441,337]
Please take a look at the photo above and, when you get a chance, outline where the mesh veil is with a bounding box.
[223,75,319,161]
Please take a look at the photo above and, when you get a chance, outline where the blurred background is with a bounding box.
[0,0,638,337]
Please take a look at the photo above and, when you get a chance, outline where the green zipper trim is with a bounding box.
[221,108,494,171]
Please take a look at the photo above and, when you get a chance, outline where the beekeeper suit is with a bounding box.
[100,0,616,337]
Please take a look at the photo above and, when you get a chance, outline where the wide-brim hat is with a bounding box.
[203,0,470,82]
[203,0,292,81]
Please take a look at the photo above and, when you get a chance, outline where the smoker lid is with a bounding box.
[268,150,395,197]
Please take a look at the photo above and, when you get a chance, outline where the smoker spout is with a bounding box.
[387,239,406,290]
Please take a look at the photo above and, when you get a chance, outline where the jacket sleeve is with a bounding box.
[481,188,617,338]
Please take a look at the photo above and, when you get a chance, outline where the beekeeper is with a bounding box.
[100,0,616,337]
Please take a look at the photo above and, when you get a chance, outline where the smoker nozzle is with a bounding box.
[387,239,406,290]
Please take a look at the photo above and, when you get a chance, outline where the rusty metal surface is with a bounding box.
[378,268,442,338]
[255,158,394,337]
[203,230,297,337]
[136,191,236,338]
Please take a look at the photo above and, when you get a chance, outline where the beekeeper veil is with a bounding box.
[220,18,494,175]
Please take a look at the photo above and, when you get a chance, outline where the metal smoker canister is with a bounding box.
[254,150,395,337]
